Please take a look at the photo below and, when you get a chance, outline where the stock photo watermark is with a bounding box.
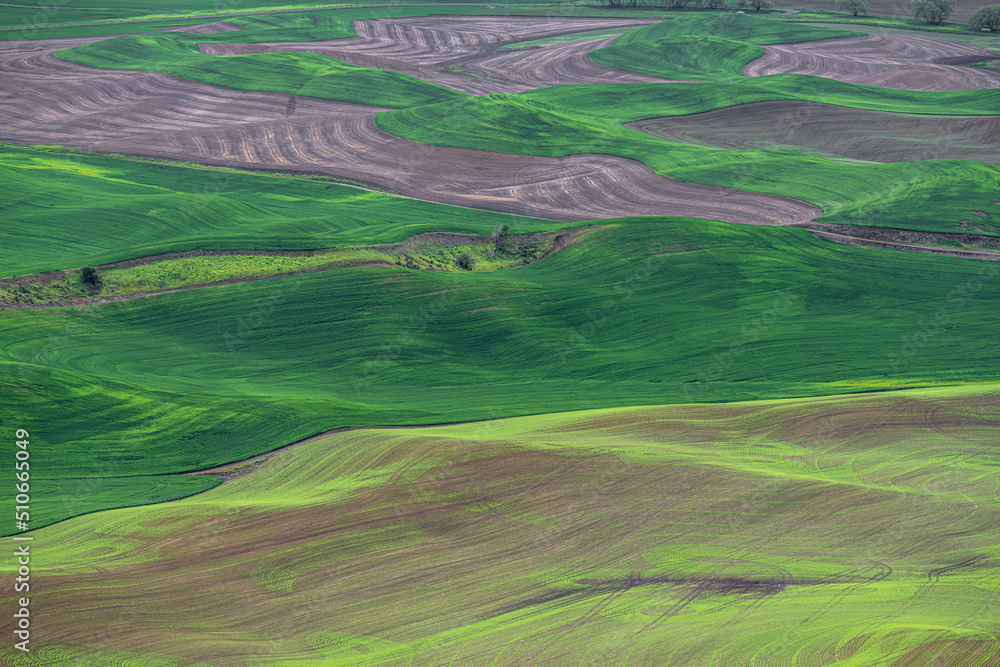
[12,429,33,654]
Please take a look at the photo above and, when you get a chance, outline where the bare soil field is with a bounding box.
[0,51,371,144]
[0,228,591,310]
[744,33,1000,90]
[628,101,1000,165]
[0,20,241,54]
[89,111,818,223]
[0,26,819,224]
[200,17,682,94]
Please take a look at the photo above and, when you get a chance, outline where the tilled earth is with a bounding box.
[744,33,1000,91]
[199,17,684,94]
[0,19,820,225]
[627,100,1000,165]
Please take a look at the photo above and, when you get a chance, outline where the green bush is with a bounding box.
[455,251,477,270]
[80,266,101,292]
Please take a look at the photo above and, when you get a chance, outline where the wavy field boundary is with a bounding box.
[0,144,570,278]
[200,17,676,94]
[744,33,1000,91]
[3,6,1000,664]
[8,12,998,234]
[0,24,818,226]
[378,86,1000,234]
[4,386,1000,665]
[0,49,385,145]
[627,100,1000,166]
[89,111,820,225]
[6,216,1000,534]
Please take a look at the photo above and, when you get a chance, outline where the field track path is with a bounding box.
[744,33,1000,91]
[0,19,817,224]
[803,228,1000,260]
[200,17,688,94]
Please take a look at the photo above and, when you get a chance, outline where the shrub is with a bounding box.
[491,224,512,257]
[455,252,477,270]
[80,266,102,292]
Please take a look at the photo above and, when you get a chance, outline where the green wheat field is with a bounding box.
[1,1,999,665]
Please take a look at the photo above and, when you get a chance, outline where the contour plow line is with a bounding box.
[0,24,816,225]
[743,33,1000,91]
[87,112,820,224]
[200,17,693,94]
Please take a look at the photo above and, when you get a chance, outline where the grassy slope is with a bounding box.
[4,218,1000,530]
[1,232,565,307]
[591,13,864,80]
[6,386,1000,665]
[0,146,564,278]
[375,14,1000,234]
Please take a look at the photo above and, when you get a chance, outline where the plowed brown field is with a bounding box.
[200,17,683,94]
[628,101,1000,165]
[178,20,243,34]
[744,33,1000,91]
[0,51,366,144]
[89,112,819,224]
[0,21,820,225]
